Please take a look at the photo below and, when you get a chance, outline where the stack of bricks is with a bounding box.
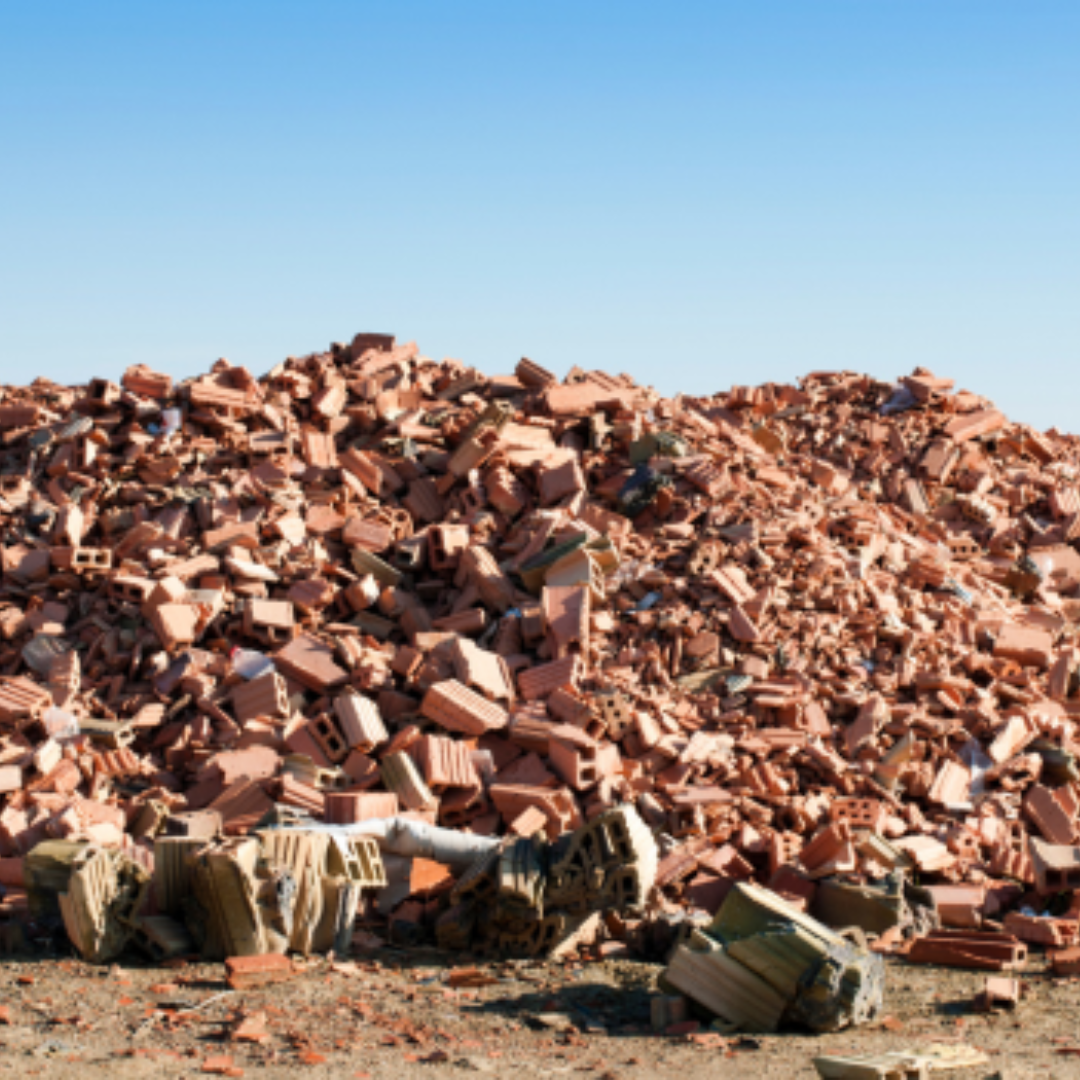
[4,338,1080,956]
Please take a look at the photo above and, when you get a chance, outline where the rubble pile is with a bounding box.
[1,334,1080,1001]
[663,880,885,1033]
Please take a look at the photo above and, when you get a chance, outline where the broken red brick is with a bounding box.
[224,954,296,990]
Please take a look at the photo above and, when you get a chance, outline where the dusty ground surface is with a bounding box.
[0,943,1076,1079]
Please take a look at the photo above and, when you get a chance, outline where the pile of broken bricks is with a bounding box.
[2,335,1080,1029]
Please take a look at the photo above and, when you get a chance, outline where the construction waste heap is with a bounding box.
[0,333,1078,1036]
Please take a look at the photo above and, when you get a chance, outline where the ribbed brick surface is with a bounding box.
[380,751,436,811]
[451,638,510,701]
[1025,785,1077,845]
[414,735,479,792]
[301,429,338,469]
[0,677,51,721]
[334,692,387,751]
[231,671,289,723]
[517,655,580,702]
[459,546,514,612]
[207,779,274,835]
[420,680,508,735]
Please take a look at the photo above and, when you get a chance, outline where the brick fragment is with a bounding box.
[421,680,509,735]
[225,954,295,990]
[272,633,348,693]
[517,655,581,701]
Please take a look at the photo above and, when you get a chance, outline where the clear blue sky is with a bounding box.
[2,2,1077,430]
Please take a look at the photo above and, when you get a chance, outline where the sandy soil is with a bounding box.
[0,944,1075,1079]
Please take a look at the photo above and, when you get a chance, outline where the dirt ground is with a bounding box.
[0,944,1077,1079]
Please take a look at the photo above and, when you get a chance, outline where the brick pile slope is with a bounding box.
[1,336,1079,939]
